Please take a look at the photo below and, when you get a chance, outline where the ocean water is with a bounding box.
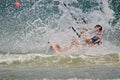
[0,0,120,80]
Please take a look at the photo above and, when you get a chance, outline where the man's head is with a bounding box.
[94,25,102,32]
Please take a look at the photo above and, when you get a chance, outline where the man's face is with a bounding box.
[94,27,100,32]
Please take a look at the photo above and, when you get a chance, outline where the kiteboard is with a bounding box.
[48,41,62,54]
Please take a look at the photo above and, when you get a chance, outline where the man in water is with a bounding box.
[84,25,103,45]
[49,25,103,53]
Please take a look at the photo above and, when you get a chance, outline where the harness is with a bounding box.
[91,33,103,45]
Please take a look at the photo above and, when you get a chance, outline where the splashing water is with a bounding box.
[0,0,120,79]
[0,0,120,54]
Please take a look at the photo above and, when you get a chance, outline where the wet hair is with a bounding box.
[95,25,102,31]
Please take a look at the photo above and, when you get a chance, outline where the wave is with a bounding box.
[0,53,120,68]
